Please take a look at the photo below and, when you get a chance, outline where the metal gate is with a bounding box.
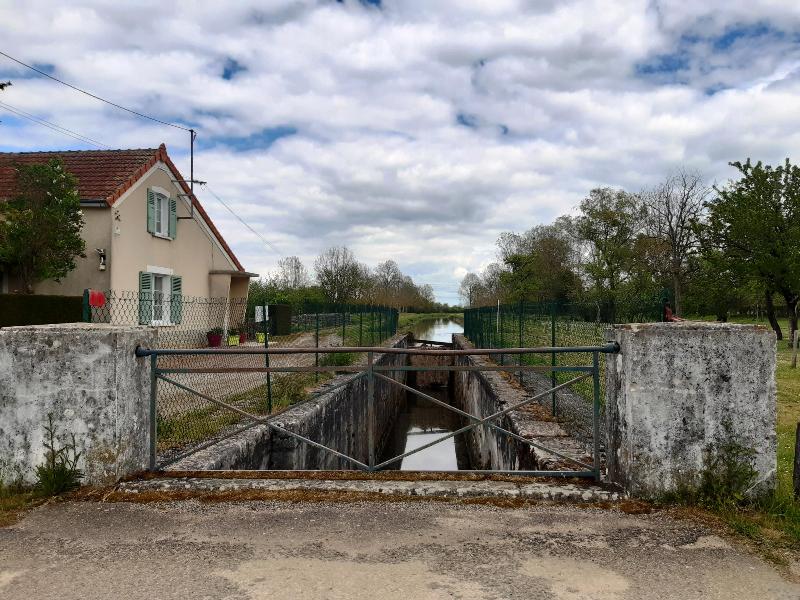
[135,342,619,479]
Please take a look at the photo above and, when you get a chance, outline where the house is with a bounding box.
[0,145,257,330]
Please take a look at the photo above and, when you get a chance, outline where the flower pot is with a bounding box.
[207,333,222,347]
[239,333,247,344]
[256,332,266,344]
[227,335,240,346]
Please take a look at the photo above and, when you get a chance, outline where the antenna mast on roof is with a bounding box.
[176,128,205,220]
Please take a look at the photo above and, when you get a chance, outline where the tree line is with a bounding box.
[459,159,800,343]
[249,247,458,314]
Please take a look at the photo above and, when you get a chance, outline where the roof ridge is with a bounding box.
[0,148,160,155]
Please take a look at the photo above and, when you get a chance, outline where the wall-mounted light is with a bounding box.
[96,248,107,271]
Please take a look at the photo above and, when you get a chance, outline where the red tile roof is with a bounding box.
[0,145,246,272]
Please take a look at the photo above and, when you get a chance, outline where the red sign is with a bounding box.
[88,289,106,308]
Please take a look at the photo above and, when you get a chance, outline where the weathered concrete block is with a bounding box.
[0,323,156,485]
[605,322,776,497]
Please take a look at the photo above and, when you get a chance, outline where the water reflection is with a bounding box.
[408,317,463,343]
[382,387,471,471]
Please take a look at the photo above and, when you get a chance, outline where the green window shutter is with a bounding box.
[170,275,183,324]
[146,189,156,234]
[139,271,153,325]
[168,196,177,240]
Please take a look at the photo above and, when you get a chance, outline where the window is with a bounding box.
[139,271,182,326]
[147,188,177,240]
[154,193,168,236]
[152,274,169,324]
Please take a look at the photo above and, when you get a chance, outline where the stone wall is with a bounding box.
[0,323,155,485]
[605,322,776,497]
[170,334,411,470]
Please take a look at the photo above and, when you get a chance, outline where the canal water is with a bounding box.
[382,316,470,471]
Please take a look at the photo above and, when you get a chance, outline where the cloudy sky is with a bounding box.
[2,1,800,304]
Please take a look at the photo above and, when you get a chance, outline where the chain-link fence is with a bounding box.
[85,290,398,458]
[463,299,663,449]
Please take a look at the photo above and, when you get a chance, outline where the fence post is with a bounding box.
[82,288,90,322]
[315,307,320,383]
[792,330,798,369]
[342,305,346,345]
[359,304,363,346]
[518,299,523,384]
[592,351,601,482]
[794,422,800,499]
[378,309,383,344]
[499,303,505,365]
[551,302,557,417]
[367,350,375,470]
[263,303,272,413]
[149,353,157,471]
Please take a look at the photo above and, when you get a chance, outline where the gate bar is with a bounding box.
[136,343,620,357]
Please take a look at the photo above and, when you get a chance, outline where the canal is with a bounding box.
[382,316,470,471]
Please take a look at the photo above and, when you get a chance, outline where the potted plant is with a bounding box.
[256,332,266,344]
[227,328,240,346]
[239,327,248,344]
[207,327,223,348]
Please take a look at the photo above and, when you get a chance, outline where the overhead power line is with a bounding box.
[0,100,111,149]
[0,50,192,132]
[204,185,285,258]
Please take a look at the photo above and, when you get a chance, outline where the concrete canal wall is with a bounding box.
[451,335,590,471]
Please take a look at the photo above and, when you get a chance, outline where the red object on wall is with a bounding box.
[88,289,106,308]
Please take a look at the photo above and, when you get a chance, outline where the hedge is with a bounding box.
[0,293,83,327]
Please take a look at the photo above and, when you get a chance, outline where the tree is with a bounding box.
[702,159,800,342]
[275,256,309,289]
[497,217,581,303]
[314,246,366,303]
[458,272,484,307]
[643,169,708,314]
[0,159,85,293]
[574,188,645,303]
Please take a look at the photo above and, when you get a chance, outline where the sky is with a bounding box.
[2,1,800,305]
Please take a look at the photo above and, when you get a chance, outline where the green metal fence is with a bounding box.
[463,299,663,447]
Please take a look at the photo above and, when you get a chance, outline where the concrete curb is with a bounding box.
[117,477,621,502]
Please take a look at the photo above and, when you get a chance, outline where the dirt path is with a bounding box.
[1,500,798,599]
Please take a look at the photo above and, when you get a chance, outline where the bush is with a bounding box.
[272,374,311,407]
[320,352,357,367]
[34,414,83,496]
[0,293,83,327]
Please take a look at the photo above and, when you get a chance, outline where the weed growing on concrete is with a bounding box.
[34,414,83,496]
[320,352,357,367]
[662,436,757,509]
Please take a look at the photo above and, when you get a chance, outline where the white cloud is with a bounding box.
[2,0,800,304]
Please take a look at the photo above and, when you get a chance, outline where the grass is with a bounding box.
[157,372,332,450]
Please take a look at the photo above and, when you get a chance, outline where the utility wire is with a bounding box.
[0,100,111,149]
[204,185,285,258]
[0,50,192,132]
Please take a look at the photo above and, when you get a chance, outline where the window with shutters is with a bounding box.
[139,270,182,326]
[147,187,177,240]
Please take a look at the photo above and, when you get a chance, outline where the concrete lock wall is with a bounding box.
[0,323,155,485]
[170,334,411,471]
[605,322,777,497]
